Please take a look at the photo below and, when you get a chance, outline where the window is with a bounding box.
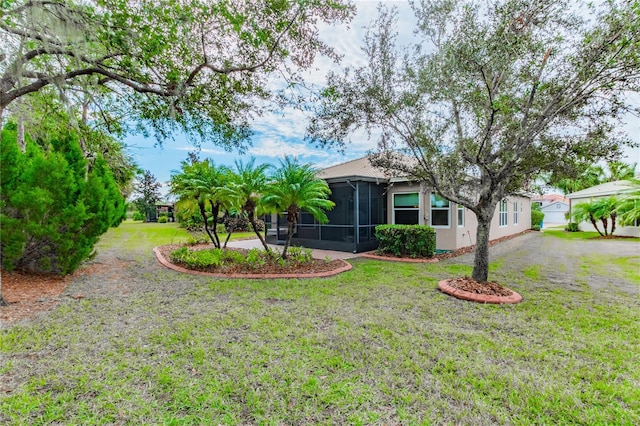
[457,204,464,227]
[393,193,419,224]
[430,193,450,227]
[499,200,508,227]
[513,201,518,225]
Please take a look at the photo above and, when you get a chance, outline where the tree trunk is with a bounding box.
[589,215,603,236]
[248,214,271,252]
[282,219,297,259]
[209,201,221,248]
[610,213,616,236]
[199,202,216,246]
[17,113,25,152]
[472,215,492,283]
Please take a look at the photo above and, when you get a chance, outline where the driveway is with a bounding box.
[449,231,639,295]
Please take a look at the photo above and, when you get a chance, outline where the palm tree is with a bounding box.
[262,156,335,259]
[572,197,619,236]
[230,158,273,251]
[606,161,637,182]
[170,159,234,248]
[572,201,603,236]
[616,177,640,227]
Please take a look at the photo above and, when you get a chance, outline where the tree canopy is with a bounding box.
[1,0,354,148]
[308,0,640,283]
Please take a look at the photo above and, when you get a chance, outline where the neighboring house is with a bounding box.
[149,202,175,222]
[539,200,570,224]
[532,193,568,206]
[266,157,532,252]
[567,180,639,237]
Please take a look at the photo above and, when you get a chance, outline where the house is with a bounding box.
[149,202,175,222]
[532,194,570,224]
[539,201,570,225]
[266,157,532,252]
[567,180,639,237]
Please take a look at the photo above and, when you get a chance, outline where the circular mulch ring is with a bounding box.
[153,246,352,279]
[438,278,523,304]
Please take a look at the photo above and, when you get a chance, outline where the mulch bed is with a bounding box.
[445,276,513,296]
[157,244,345,275]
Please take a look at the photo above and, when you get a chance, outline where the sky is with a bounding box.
[124,0,640,198]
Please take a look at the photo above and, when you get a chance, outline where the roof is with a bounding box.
[566,180,634,199]
[318,156,390,182]
[540,201,569,211]
[532,193,568,204]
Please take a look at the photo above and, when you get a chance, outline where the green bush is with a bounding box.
[224,215,265,232]
[158,215,168,223]
[132,211,145,221]
[375,224,436,258]
[565,222,580,232]
[1,129,125,274]
[531,206,545,229]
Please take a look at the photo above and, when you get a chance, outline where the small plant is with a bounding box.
[132,211,145,221]
[245,248,267,270]
[158,215,168,223]
[287,246,313,263]
[565,222,580,232]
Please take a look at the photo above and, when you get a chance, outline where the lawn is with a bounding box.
[1,224,638,425]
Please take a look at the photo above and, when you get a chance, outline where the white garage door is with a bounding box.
[543,210,567,223]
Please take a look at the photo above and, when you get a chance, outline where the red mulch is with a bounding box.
[1,271,71,324]
[445,276,513,296]
[158,244,344,275]
[1,260,128,325]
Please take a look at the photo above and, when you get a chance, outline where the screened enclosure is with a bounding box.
[267,180,387,253]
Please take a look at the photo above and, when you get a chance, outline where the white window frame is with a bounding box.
[430,193,450,228]
[392,192,420,225]
[499,199,508,227]
[457,204,465,227]
[513,201,518,225]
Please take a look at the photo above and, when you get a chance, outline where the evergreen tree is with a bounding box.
[0,129,126,275]
[133,170,162,222]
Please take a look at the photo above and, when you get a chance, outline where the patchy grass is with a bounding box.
[543,228,640,242]
[1,225,639,425]
[100,220,257,252]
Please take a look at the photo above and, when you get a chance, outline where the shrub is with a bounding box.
[132,211,145,221]
[531,206,545,229]
[1,130,125,274]
[224,215,265,232]
[375,225,436,258]
[158,215,168,223]
[565,222,580,232]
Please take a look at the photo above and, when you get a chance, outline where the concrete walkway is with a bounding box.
[226,238,361,260]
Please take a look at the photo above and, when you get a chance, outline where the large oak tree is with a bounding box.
[1,0,354,147]
[308,0,640,284]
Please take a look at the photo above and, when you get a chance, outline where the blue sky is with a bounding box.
[125,0,640,197]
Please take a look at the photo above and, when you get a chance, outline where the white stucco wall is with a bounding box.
[386,183,532,250]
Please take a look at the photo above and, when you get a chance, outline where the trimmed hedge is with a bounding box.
[375,224,436,258]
